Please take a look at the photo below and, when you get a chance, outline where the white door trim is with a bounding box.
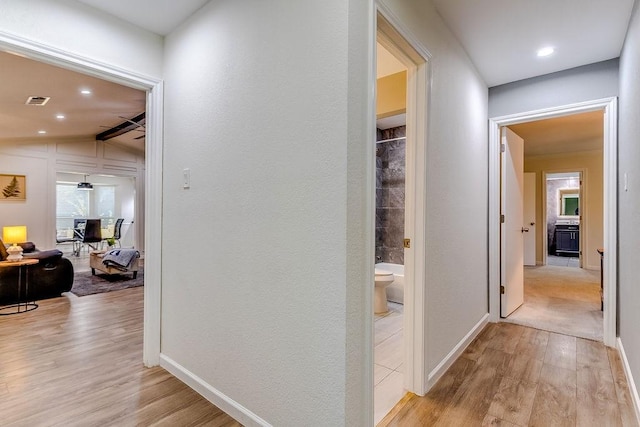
[376,2,431,396]
[523,172,536,266]
[489,97,617,347]
[0,30,164,364]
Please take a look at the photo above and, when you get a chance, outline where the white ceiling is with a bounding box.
[2,1,632,155]
[431,0,635,87]
[0,51,146,149]
[75,0,210,35]
[75,0,635,87]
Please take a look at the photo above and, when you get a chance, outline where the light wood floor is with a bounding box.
[379,322,638,426]
[0,287,241,426]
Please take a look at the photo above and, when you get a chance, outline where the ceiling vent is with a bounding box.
[25,96,51,106]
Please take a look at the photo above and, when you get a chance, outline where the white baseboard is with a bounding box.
[160,354,272,427]
[426,314,489,389]
[617,338,640,424]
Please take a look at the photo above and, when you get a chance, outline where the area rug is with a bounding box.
[70,268,144,297]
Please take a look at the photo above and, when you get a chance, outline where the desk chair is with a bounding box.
[78,219,102,255]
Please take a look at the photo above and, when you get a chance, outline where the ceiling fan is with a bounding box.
[96,112,145,141]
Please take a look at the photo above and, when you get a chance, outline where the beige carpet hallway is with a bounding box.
[504,265,603,341]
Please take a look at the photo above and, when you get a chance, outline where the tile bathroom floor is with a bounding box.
[547,254,580,268]
[374,301,405,425]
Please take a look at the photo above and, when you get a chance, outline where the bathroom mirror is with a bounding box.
[559,188,579,217]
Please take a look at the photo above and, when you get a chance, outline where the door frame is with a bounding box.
[489,97,617,347]
[523,171,537,266]
[0,30,164,364]
[542,169,586,268]
[376,3,431,395]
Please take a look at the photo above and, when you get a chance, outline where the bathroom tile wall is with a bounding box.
[376,126,406,265]
[546,176,580,254]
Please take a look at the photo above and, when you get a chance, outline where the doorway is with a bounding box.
[373,6,430,424]
[0,32,164,365]
[489,98,617,347]
[545,171,583,269]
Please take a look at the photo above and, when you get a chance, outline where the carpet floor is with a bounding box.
[504,265,602,341]
[70,268,144,297]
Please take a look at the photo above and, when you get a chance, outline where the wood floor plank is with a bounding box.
[434,348,508,425]
[463,323,499,361]
[529,364,576,427]
[0,287,240,426]
[514,328,549,361]
[608,347,639,427]
[505,352,544,384]
[577,337,611,371]
[576,365,621,426]
[481,414,520,426]
[377,392,420,427]
[487,376,537,426]
[486,322,525,354]
[544,332,576,371]
[411,355,478,425]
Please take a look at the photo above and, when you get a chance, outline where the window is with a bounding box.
[56,183,116,236]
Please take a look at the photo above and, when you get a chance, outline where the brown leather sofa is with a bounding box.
[0,239,74,305]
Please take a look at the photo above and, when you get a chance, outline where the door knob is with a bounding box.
[521,227,530,233]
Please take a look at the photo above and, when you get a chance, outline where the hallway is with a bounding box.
[379,322,636,426]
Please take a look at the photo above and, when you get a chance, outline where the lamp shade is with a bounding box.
[3,225,27,245]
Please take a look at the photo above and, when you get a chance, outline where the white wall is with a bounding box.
[489,59,619,118]
[162,1,371,425]
[0,147,49,247]
[0,138,144,251]
[618,0,640,406]
[524,150,604,270]
[378,0,489,374]
[0,0,163,79]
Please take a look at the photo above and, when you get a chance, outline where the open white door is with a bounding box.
[501,128,525,317]
[523,172,536,266]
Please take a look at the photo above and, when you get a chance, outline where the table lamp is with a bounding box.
[3,225,27,262]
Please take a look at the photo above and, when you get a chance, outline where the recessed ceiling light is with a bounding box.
[38,130,47,134]
[537,47,555,57]
[56,114,65,120]
[80,89,92,95]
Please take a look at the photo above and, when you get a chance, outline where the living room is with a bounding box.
[0,50,146,297]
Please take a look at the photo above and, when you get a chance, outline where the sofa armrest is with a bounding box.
[23,249,63,262]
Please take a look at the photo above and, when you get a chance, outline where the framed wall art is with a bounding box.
[0,174,26,200]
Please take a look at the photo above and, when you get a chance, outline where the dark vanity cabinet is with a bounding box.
[555,224,579,255]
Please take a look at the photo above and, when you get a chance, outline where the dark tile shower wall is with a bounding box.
[376,126,406,265]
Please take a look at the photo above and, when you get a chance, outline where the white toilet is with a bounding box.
[374,268,395,314]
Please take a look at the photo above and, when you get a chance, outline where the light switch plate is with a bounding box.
[183,168,190,189]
